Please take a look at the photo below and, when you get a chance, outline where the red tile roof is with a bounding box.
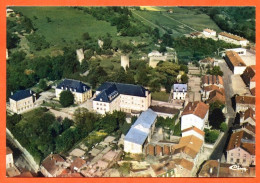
[202,75,224,86]
[70,157,86,171]
[204,29,215,33]
[235,96,255,105]
[155,145,163,156]
[206,89,226,104]
[182,101,209,119]
[225,51,246,67]
[226,131,255,155]
[244,107,255,121]
[174,158,194,171]
[41,154,66,176]
[250,88,255,96]
[181,126,205,137]
[241,66,256,87]
[219,32,247,41]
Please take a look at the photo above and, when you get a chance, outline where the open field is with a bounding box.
[151,91,170,102]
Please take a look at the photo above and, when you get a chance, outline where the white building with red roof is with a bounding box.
[181,102,209,131]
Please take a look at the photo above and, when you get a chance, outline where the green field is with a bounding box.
[151,91,170,102]
[133,7,221,37]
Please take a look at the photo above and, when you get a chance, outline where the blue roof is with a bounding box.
[94,82,149,102]
[10,90,34,101]
[125,109,157,145]
[173,84,187,92]
[57,79,91,93]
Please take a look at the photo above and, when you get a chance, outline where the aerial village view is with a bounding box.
[6,6,256,178]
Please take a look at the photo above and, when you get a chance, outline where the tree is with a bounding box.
[39,79,48,90]
[181,74,188,84]
[205,129,220,144]
[209,108,226,129]
[220,122,228,132]
[59,91,74,107]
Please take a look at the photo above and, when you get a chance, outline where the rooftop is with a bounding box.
[241,66,256,86]
[150,105,179,115]
[226,131,255,155]
[225,51,246,67]
[202,75,224,86]
[57,79,91,93]
[6,147,13,155]
[181,101,209,119]
[235,96,255,105]
[181,126,205,137]
[41,154,66,176]
[219,32,247,41]
[244,107,255,121]
[94,82,149,103]
[125,109,157,145]
[174,158,194,171]
[172,83,187,92]
[9,90,34,101]
[203,29,216,33]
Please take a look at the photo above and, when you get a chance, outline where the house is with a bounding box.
[201,85,224,100]
[40,154,67,177]
[70,158,86,172]
[206,89,226,105]
[174,158,194,177]
[202,29,216,37]
[218,32,249,46]
[235,96,255,113]
[250,87,255,96]
[181,126,205,141]
[241,65,256,90]
[202,75,224,88]
[198,160,255,177]
[124,109,157,154]
[6,147,14,169]
[226,131,255,166]
[172,84,187,100]
[55,79,92,103]
[181,101,209,131]
[240,107,255,126]
[9,90,36,114]
[148,50,174,68]
[172,135,204,163]
[225,51,246,75]
[199,57,215,67]
[93,82,151,115]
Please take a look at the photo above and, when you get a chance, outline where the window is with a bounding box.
[236,159,240,163]
[238,153,240,156]
[230,158,233,162]
[243,159,246,163]
[244,154,246,158]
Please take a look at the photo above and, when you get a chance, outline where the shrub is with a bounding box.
[220,122,228,132]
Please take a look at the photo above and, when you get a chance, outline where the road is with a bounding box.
[210,60,236,160]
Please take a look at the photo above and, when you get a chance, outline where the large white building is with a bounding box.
[172,84,187,100]
[218,32,249,47]
[124,109,157,154]
[225,51,246,75]
[181,101,209,131]
[93,82,151,114]
[55,79,92,103]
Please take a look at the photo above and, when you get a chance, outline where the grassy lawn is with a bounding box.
[82,130,108,149]
[151,91,170,102]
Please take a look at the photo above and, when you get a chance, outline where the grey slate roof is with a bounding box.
[57,79,91,93]
[172,84,187,92]
[125,109,157,145]
[94,82,149,102]
[10,90,34,101]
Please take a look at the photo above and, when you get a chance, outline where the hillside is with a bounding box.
[132,7,222,37]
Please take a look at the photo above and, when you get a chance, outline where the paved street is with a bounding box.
[210,60,236,160]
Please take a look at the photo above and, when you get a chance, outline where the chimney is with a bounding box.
[30,90,32,94]
[11,91,13,95]
[145,90,148,97]
[83,86,86,91]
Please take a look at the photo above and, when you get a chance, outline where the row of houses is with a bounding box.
[198,29,249,47]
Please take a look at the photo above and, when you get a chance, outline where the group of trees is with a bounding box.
[7,107,131,163]
[173,37,239,63]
